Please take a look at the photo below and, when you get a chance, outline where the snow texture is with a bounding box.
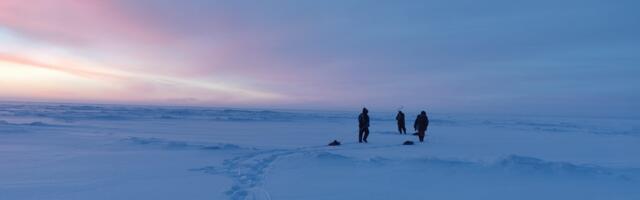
[0,102,638,200]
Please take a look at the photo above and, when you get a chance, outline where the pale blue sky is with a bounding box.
[0,0,638,117]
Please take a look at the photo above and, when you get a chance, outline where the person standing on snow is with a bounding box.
[396,111,406,134]
[358,108,370,143]
[413,114,420,134]
[415,111,429,142]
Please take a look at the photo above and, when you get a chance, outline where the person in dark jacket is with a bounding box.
[396,111,406,134]
[415,111,429,142]
[413,114,420,133]
[358,107,370,143]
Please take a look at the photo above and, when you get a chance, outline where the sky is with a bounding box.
[0,0,638,117]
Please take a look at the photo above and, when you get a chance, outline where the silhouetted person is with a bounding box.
[396,111,406,134]
[358,108,370,143]
[415,111,429,142]
[413,114,420,134]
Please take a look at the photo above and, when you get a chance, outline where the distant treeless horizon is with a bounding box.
[1,0,638,117]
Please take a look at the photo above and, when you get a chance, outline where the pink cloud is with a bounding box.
[0,53,128,81]
[0,0,170,47]
[0,1,293,106]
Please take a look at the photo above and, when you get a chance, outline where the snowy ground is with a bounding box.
[0,102,638,200]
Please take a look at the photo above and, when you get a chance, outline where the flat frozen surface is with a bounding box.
[0,103,638,200]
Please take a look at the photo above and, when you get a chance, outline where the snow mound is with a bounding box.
[0,103,347,122]
[416,157,475,168]
[26,121,52,126]
[481,118,639,136]
[0,120,55,127]
[496,155,614,177]
[409,155,631,179]
[121,137,241,150]
[314,152,351,160]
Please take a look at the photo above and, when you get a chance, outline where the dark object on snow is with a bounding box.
[396,111,406,134]
[358,107,370,143]
[412,132,419,136]
[328,140,341,146]
[403,140,414,145]
[415,111,430,142]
